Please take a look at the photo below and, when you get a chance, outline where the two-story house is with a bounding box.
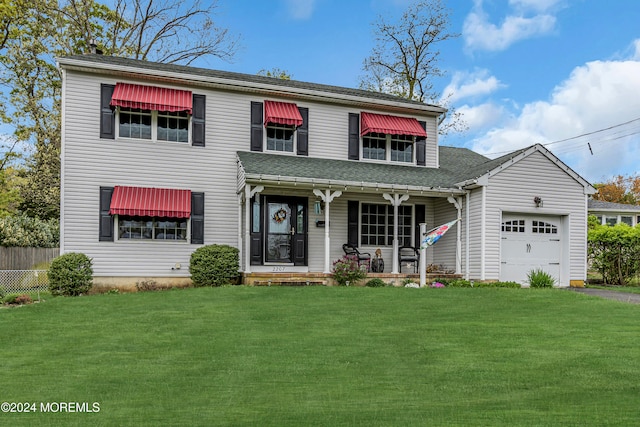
[58,54,595,288]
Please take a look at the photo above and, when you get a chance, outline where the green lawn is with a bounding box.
[2,286,639,426]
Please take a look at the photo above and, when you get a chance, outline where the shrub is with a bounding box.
[0,286,5,300]
[588,223,640,285]
[48,252,93,296]
[331,255,367,286]
[190,244,239,287]
[4,294,33,305]
[365,278,387,288]
[446,279,473,288]
[136,279,160,292]
[527,268,556,288]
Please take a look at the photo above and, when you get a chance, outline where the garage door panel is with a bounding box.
[500,214,562,284]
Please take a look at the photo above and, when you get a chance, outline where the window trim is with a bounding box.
[115,106,192,144]
[114,214,191,243]
[265,122,297,154]
[362,133,415,164]
[360,202,414,247]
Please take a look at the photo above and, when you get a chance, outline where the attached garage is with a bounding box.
[500,213,563,284]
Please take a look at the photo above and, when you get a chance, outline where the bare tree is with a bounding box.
[91,0,240,65]
[360,0,465,134]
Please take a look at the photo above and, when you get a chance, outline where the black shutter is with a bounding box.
[192,94,206,147]
[297,107,309,156]
[414,204,425,249]
[99,186,114,241]
[348,113,360,160]
[100,84,115,139]
[250,101,263,151]
[191,192,205,244]
[347,200,359,246]
[416,120,427,166]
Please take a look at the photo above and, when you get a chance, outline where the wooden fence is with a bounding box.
[0,247,60,270]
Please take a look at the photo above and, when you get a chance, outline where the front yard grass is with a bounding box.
[2,286,639,426]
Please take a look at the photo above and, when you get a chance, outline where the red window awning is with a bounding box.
[110,83,193,114]
[264,100,303,127]
[109,186,192,218]
[360,112,427,137]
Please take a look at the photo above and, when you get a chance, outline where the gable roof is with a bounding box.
[453,144,596,193]
[57,54,445,115]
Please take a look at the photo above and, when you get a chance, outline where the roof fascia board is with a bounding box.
[58,57,445,116]
[241,173,466,196]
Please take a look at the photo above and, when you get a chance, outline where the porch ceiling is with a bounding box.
[237,151,471,195]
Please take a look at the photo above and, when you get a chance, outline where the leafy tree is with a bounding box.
[0,0,239,220]
[257,68,292,80]
[592,174,640,205]
[359,0,465,135]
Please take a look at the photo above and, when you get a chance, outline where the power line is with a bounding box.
[484,116,640,157]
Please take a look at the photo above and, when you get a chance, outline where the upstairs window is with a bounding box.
[264,100,303,153]
[360,112,425,164]
[109,83,193,144]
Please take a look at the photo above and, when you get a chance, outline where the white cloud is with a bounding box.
[456,103,507,132]
[463,0,557,52]
[469,54,640,182]
[441,69,505,104]
[508,0,564,13]
[283,0,317,20]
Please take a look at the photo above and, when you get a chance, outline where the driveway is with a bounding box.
[566,287,640,304]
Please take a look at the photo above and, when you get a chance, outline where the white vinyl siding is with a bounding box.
[483,151,588,286]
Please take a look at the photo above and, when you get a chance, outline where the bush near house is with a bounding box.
[189,244,239,287]
[588,223,640,286]
[331,255,367,286]
[48,252,93,296]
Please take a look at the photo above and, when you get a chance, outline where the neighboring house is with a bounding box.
[58,54,596,288]
[588,200,640,226]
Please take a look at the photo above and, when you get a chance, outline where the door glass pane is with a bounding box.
[267,203,291,262]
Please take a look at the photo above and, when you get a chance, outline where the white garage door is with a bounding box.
[501,214,561,284]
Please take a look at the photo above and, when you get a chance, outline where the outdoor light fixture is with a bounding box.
[534,196,543,208]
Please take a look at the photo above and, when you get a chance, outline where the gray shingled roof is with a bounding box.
[588,200,640,211]
[238,146,496,189]
[59,54,443,110]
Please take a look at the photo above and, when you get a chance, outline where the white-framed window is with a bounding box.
[117,107,190,143]
[621,216,633,226]
[502,219,525,232]
[115,216,189,241]
[363,133,414,163]
[532,220,558,234]
[361,203,413,246]
[266,123,295,152]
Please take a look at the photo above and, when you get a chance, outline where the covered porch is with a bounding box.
[236,151,468,281]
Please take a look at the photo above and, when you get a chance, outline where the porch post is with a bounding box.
[313,189,342,273]
[419,223,427,287]
[237,193,243,271]
[244,184,264,274]
[447,196,463,274]
[383,193,409,274]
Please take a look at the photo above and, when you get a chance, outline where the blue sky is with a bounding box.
[198,0,640,184]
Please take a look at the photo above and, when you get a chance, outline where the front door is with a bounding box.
[265,197,307,265]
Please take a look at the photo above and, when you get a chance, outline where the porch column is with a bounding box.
[447,196,463,274]
[313,188,342,273]
[383,193,409,274]
[243,184,264,274]
[237,193,243,270]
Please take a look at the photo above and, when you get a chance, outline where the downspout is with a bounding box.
[481,186,486,281]
[465,191,470,280]
[237,193,243,270]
